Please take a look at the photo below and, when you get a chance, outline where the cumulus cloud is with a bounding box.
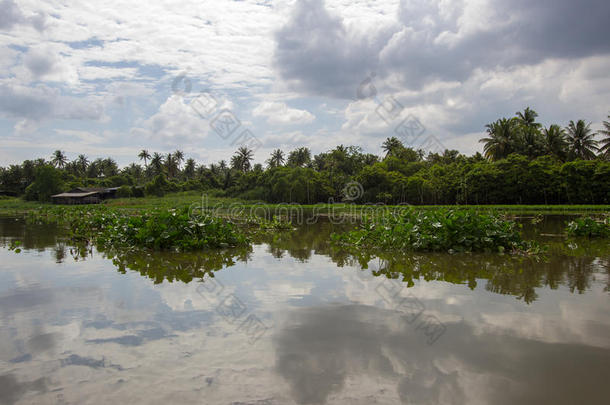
[275,0,610,96]
[0,82,106,133]
[253,101,315,125]
[0,0,46,31]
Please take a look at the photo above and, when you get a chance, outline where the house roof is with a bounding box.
[52,191,101,198]
[70,187,107,193]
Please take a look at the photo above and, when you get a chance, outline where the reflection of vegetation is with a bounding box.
[328,247,606,304]
[332,209,541,253]
[103,246,253,284]
[65,243,253,284]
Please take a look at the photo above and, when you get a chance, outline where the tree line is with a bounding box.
[1,108,609,204]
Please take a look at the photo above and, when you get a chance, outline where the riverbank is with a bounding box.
[2,192,610,215]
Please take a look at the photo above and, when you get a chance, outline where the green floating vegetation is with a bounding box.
[566,216,610,238]
[331,208,541,254]
[27,207,249,251]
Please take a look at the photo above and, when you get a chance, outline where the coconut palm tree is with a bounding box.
[382,137,404,157]
[599,114,610,159]
[479,118,517,160]
[100,158,118,177]
[174,150,184,170]
[165,153,179,178]
[287,147,311,167]
[266,149,285,168]
[51,150,68,168]
[150,152,164,175]
[138,149,151,167]
[231,147,254,173]
[515,107,541,129]
[542,125,568,160]
[76,154,89,175]
[183,158,196,179]
[565,120,598,160]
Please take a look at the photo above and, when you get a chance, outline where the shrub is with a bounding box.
[566,216,610,238]
[131,186,144,198]
[23,166,64,202]
[116,185,133,198]
[332,208,539,253]
[145,174,170,197]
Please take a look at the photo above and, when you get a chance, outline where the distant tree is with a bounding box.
[165,153,179,178]
[542,125,568,160]
[101,158,119,177]
[51,150,68,168]
[76,154,89,175]
[267,149,285,168]
[382,137,404,157]
[150,152,164,175]
[565,120,598,160]
[138,149,151,167]
[24,165,64,202]
[183,158,196,179]
[174,150,184,169]
[515,107,541,129]
[231,147,254,172]
[599,113,610,159]
[287,147,311,167]
[480,118,517,160]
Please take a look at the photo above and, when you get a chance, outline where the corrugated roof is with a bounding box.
[52,192,100,198]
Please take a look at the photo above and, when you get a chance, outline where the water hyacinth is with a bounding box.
[28,207,249,251]
[566,216,610,238]
[332,208,540,253]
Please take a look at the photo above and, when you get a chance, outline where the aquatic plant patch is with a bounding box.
[331,208,541,253]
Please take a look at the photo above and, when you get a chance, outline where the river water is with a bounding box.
[0,215,609,404]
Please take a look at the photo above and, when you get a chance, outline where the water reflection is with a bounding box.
[274,304,610,404]
[0,215,609,404]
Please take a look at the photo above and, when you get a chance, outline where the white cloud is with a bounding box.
[253,101,315,125]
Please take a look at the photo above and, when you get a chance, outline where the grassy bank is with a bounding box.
[2,192,610,215]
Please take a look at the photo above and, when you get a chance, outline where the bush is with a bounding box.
[145,174,170,197]
[24,166,64,202]
[131,186,144,198]
[54,207,249,251]
[566,216,610,238]
[116,185,133,198]
[332,208,539,253]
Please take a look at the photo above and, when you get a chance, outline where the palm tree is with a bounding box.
[479,118,517,160]
[515,107,541,129]
[51,150,68,168]
[138,149,151,167]
[76,154,89,175]
[231,147,254,172]
[565,120,598,160]
[287,147,311,167]
[101,158,118,177]
[599,114,610,159]
[266,149,285,168]
[382,137,403,157]
[165,153,179,178]
[184,158,196,179]
[542,125,568,160]
[174,150,184,170]
[150,152,164,175]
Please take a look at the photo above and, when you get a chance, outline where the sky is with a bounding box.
[1,0,610,167]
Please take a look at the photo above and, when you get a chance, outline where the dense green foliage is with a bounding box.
[332,209,539,253]
[27,207,249,251]
[566,216,610,238]
[1,109,609,205]
[23,165,64,202]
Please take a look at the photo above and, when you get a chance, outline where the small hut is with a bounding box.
[51,187,120,205]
